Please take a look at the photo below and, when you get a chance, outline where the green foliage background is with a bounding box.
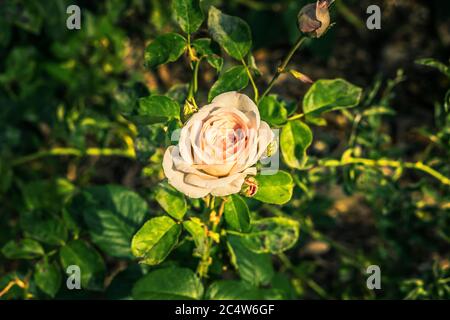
[0,0,449,300]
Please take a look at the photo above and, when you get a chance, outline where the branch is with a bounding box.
[319,157,450,186]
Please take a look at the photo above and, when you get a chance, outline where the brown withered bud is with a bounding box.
[241,176,258,198]
[297,0,332,38]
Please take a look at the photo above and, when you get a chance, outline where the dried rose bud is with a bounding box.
[297,0,332,38]
[241,176,258,198]
[289,70,314,84]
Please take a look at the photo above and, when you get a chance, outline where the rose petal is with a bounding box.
[163,146,211,198]
[210,167,257,197]
[212,91,260,129]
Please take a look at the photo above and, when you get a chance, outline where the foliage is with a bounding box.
[0,0,449,301]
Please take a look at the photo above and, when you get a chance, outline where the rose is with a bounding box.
[163,91,274,198]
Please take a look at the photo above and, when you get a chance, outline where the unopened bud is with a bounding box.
[297,0,332,38]
[241,176,258,198]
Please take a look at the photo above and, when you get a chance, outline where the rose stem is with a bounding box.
[260,35,307,101]
[11,146,136,166]
[196,197,226,279]
[241,58,259,103]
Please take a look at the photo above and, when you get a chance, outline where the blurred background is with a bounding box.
[0,0,449,299]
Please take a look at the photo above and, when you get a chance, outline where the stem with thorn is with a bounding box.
[260,35,307,101]
[318,157,450,186]
[241,58,259,103]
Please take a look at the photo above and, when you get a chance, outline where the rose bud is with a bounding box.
[241,176,258,198]
[297,0,332,38]
[163,92,274,198]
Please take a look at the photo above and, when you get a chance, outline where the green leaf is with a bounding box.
[80,185,149,258]
[224,195,251,233]
[21,178,75,212]
[207,6,252,60]
[192,38,223,72]
[172,0,204,34]
[253,171,294,205]
[1,239,44,260]
[59,240,106,291]
[144,33,186,69]
[131,216,181,265]
[232,217,300,254]
[416,58,450,77]
[132,266,203,299]
[154,182,187,220]
[20,213,68,246]
[227,235,274,286]
[259,95,288,126]
[183,217,208,256]
[205,280,262,299]
[135,95,181,124]
[280,120,313,169]
[208,65,249,102]
[303,79,362,115]
[34,259,62,298]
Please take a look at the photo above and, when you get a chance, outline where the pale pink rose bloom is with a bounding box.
[163,91,274,198]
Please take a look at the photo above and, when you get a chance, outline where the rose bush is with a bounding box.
[163,91,274,198]
[1,0,449,301]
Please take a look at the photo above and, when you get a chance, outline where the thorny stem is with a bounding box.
[241,58,259,103]
[0,276,31,299]
[12,146,136,167]
[186,56,202,114]
[260,35,307,101]
[334,0,365,31]
[185,34,202,116]
[196,197,226,279]
[318,157,450,186]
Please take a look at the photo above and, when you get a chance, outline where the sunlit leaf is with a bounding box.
[135,95,181,124]
[303,79,362,115]
[183,217,208,256]
[207,6,252,60]
[144,33,186,69]
[155,182,187,220]
[1,239,44,260]
[259,95,288,126]
[224,195,251,233]
[208,65,249,102]
[172,0,204,34]
[253,171,294,205]
[280,120,313,169]
[131,216,181,265]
